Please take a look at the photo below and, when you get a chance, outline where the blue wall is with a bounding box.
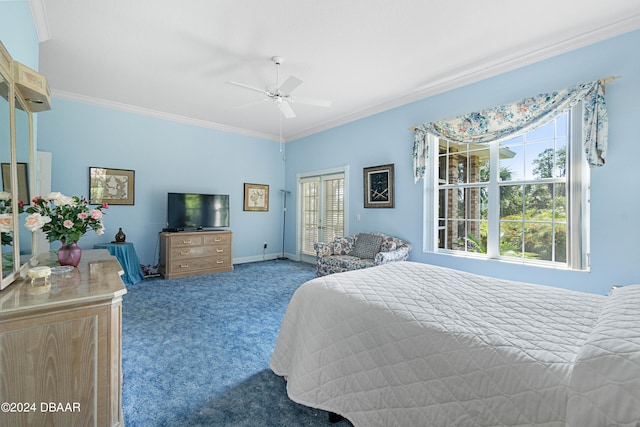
[0,1,39,68]
[286,29,640,295]
[0,2,40,255]
[3,3,639,294]
[37,100,285,266]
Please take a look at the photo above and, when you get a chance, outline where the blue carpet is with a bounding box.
[122,260,352,426]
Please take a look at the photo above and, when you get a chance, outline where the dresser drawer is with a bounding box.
[211,244,231,256]
[168,255,231,273]
[203,233,231,245]
[210,255,232,270]
[169,257,214,273]
[169,235,204,247]
[170,245,215,259]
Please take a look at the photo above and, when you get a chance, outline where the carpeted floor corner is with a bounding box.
[121,259,353,426]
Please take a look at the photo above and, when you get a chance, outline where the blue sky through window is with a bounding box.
[499,112,568,180]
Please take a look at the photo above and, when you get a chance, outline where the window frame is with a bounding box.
[423,105,590,270]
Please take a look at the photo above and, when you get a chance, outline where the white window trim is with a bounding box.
[423,105,589,270]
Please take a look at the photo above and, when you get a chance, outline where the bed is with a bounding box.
[270,261,640,426]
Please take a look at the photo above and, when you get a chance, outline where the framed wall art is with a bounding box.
[89,167,135,205]
[363,163,394,208]
[243,183,269,211]
[1,162,30,205]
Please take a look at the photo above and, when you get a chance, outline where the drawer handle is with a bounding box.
[216,248,224,253]
[182,239,192,244]
[216,260,224,264]
[180,250,190,255]
[180,264,190,268]
[214,238,222,242]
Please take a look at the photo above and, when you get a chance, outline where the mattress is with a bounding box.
[270,261,640,426]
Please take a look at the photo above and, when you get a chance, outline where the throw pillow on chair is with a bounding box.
[351,233,383,259]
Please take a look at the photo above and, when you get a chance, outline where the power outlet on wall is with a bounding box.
[263,242,268,249]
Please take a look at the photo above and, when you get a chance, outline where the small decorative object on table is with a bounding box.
[114,227,126,243]
[24,192,108,267]
[26,266,51,295]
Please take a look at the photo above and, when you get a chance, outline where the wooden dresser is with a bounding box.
[0,249,126,427]
[159,230,233,279]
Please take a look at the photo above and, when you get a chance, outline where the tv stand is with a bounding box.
[159,230,233,279]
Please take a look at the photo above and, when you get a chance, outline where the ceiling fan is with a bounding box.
[227,56,331,119]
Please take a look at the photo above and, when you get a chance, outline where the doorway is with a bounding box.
[297,167,348,263]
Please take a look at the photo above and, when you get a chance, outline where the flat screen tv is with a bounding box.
[167,192,230,230]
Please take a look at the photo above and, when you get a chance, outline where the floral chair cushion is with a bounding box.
[380,239,397,252]
[331,236,355,255]
[315,255,376,277]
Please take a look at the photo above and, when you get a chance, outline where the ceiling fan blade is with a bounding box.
[291,96,332,108]
[226,80,270,96]
[234,98,268,109]
[278,100,296,119]
[278,75,303,95]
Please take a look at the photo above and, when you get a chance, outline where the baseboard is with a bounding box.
[233,252,299,264]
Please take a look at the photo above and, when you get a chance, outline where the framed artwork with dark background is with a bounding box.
[363,163,394,208]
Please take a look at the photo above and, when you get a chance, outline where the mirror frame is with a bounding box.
[0,41,48,291]
[14,92,34,272]
[0,41,19,289]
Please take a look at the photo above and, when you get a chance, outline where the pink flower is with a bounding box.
[63,219,74,229]
[78,212,88,220]
[90,209,102,219]
[102,203,109,209]
[24,213,51,231]
[0,213,13,232]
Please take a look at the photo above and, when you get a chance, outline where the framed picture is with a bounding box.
[363,163,394,208]
[89,167,135,205]
[1,162,30,205]
[243,183,269,211]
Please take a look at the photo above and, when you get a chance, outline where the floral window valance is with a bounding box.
[412,79,609,182]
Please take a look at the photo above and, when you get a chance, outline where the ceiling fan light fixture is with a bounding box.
[227,55,331,121]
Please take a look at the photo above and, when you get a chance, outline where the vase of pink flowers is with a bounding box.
[24,192,108,267]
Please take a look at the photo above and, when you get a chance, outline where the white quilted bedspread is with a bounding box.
[270,262,640,426]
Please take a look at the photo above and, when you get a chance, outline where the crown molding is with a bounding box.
[51,89,281,142]
[288,13,640,141]
[29,0,51,42]
[48,13,640,144]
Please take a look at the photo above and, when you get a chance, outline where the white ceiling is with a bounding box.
[33,0,640,142]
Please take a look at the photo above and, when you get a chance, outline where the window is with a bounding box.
[427,108,589,269]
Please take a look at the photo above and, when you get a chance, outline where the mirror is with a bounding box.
[14,95,31,263]
[0,71,14,282]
